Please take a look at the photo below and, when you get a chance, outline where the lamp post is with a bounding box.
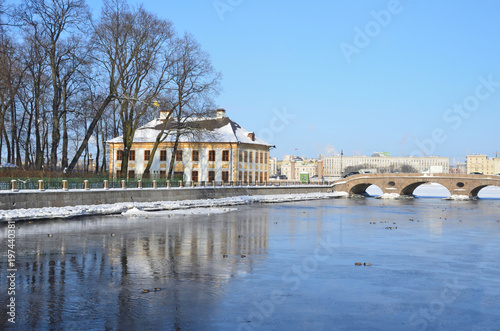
[340,150,343,179]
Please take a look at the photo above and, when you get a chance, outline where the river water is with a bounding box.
[2,192,500,330]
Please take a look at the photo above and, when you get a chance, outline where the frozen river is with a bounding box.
[1,191,500,330]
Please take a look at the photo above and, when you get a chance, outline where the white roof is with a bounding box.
[108,117,273,147]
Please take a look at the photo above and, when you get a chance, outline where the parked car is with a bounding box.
[278,175,288,180]
[343,171,360,178]
[469,172,483,175]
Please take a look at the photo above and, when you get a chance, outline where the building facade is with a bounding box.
[323,155,450,178]
[280,155,323,180]
[107,109,273,182]
[466,154,500,175]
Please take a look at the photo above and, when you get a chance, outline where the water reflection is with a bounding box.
[1,198,500,330]
[1,210,270,330]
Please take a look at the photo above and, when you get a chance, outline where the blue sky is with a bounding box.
[86,0,500,162]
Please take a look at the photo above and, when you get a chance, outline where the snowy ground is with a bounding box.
[0,191,348,222]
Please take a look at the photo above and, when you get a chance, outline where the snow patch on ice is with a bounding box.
[377,193,401,199]
[121,207,147,216]
[443,195,471,201]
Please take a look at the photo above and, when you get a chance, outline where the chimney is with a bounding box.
[159,109,171,120]
[247,132,255,141]
[216,108,226,119]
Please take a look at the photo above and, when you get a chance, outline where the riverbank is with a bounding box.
[0,191,348,221]
[0,184,333,211]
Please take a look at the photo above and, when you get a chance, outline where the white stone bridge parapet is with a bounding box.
[332,173,500,198]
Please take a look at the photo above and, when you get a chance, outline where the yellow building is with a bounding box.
[107,109,273,182]
[466,154,500,175]
[280,155,323,180]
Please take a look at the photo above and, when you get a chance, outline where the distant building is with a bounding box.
[269,157,279,176]
[466,154,500,175]
[107,109,273,182]
[449,162,467,174]
[323,155,449,178]
[280,155,323,180]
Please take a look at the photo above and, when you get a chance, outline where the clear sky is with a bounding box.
[86,0,500,163]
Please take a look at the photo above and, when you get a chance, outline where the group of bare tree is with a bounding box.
[343,163,418,174]
[0,0,221,175]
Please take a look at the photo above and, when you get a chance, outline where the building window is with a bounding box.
[117,150,123,161]
[249,151,253,163]
[192,150,199,162]
[260,152,263,164]
[208,170,215,182]
[160,170,166,179]
[192,170,199,182]
[144,150,151,161]
[239,151,243,162]
[264,153,268,164]
[209,150,216,162]
[175,150,183,161]
[249,172,252,182]
[244,171,247,182]
[128,170,135,178]
[173,172,183,181]
[160,150,167,161]
[116,170,122,178]
[129,150,135,161]
[260,172,263,182]
[244,151,248,162]
[256,152,260,164]
[222,171,229,182]
[238,171,242,181]
[222,150,229,162]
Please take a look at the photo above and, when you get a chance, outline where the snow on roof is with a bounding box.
[107,116,273,147]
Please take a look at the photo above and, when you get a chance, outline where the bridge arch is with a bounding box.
[470,184,500,198]
[400,182,451,197]
[350,183,383,196]
[411,183,451,197]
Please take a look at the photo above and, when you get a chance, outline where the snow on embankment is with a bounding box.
[0,192,348,222]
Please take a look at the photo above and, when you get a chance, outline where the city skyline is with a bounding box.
[86,0,499,161]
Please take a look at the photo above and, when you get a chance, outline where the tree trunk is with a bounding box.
[10,101,16,164]
[100,120,107,173]
[23,103,34,169]
[167,132,181,180]
[2,126,11,163]
[95,120,100,174]
[67,95,113,172]
[61,84,68,169]
[143,113,172,177]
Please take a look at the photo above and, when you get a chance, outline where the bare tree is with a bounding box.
[17,0,91,170]
[17,34,52,169]
[65,0,173,174]
[143,33,222,179]
[105,2,176,177]
[0,33,26,166]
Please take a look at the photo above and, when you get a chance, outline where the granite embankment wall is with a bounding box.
[0,185,333,210]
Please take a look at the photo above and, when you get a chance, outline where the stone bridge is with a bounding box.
[332,173,500,198]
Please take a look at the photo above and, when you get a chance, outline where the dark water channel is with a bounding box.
[1,198,500,330]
